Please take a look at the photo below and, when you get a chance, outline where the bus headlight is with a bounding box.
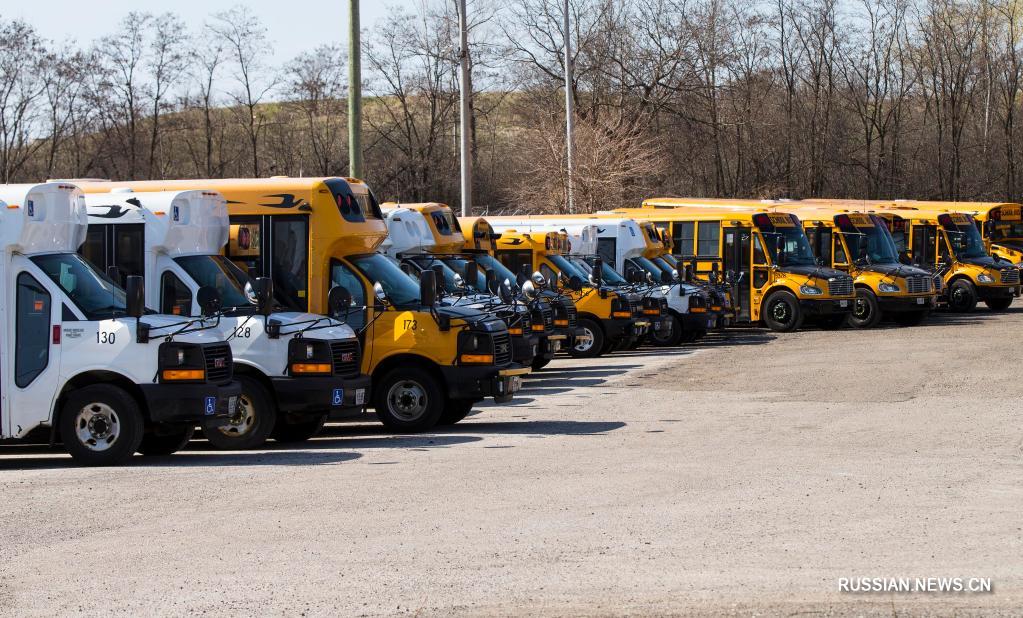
[288,339,333,375]
[879,283,901,293]
[978,273,995,283]
[159,343,206,382]
[799,284,823,296]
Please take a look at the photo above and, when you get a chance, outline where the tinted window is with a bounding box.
[176,256,254,310]
[330,260,367,330]
[16,272,50,388]
[597,238,616,267]
[271,218,309,311]
[496,250,533,279]
[31,253,126,320]
[161,272,193,316]
[81,227,107,270]
[114,224,145,284]
[697,222,720,257]
[674,222,695,256]
[325,178,383,222]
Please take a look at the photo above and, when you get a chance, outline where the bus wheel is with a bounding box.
[984,297,1013,311]
[847,289,882,328]
[530,356,552,371]
[60,385,145,466]
[272,414,327,443]
[204,375,276,450]
[893,310,930,326]
[374,367,444,432]
[438,399,476,425]
[763,291,804,332]
[948,280,978,312]
[568,319,604,358]
[138,426,194,456]
[650,315,683,347]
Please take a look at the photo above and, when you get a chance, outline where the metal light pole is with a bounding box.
[348,0,363,179]
[563,0,575,213]
[457,0,473,216]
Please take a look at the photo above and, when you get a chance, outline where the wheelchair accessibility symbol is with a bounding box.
[204,396,216,415]
[331,388,344,407]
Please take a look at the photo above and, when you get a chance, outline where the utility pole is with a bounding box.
[563,0,575,213]
[348,0,363,179]
[457,0,473,216]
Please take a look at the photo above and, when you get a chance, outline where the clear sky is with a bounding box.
[6,0,393,63]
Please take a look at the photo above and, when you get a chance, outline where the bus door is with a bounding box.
[910,223,938,269]
[226,214,310,311]
[329,259,370,350]
[723,225,752,321]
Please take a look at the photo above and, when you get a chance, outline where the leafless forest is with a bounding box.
[2,0,1022,212]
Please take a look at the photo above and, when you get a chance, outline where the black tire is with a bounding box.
[374,367,445,432]
[59,384,145,466]
[762,290,804,332]
[649,314,683,347]
[818,314,846,330]
[893,310,930,326]
[948,279,978,312]
[984,297,1013,311]
[272,414,327,443]
[530,356,552,371]
[438,399,475,425]
[203,375,276,450]
[568,318,605,358]
[138,426,194,456]
[847,288,882,328]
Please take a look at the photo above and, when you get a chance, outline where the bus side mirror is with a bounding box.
[106,265,122,286]
[431,264,445,296]
[254,277,274,317]
[327,285,352,318]
[486,270,498,294]
[197,286,223,318]
[568,275,583,291]
[591,257,603,288]
[420,269,437,307]
[126,275,145,319]
[464,261,478,290]
[499,282,514,304]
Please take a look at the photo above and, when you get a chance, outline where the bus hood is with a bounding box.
[435,304,507,332]
[263,312,358,340]
[782,264,852,280]
[859,263,933,279]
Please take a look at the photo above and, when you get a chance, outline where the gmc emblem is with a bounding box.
[340,352,354,362]
[497,344,509,355]
[213,358,226,369]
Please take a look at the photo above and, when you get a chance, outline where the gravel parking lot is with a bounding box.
[2,310,1021,616]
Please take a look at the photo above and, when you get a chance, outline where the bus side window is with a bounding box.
[674,222,695,256]
[271,218,309,311]
[697,222,719,256]
[81,226,107,271]
[938,230,951,263]
[161,272,193,316]
[114,224,145,284]
[16,272,51,388]
[330,261,367,331]
[833,234,849,265]
[596,238,616,267]
[496,250,531,277]
[752,234,767,265]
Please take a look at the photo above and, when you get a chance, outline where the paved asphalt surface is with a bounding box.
[1,309,1021,616]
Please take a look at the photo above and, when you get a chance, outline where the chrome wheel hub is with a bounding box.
[218,394,255,437]
[74,403,121,452]
[573,327,596,352]
[387,381,428,421]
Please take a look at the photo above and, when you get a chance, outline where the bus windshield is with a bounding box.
[839,220,899,265]
[349,253,423,308]
[441,257,489,291]
[990,221,1023,246]
[175,255,256,311]
[633,256,670,280]
[547,254,590,281]
[410,256,466,294]
[472,253,520,290]
[760,227,817,267]
[575,256,628,285]
[32,253,127,320]
[943,219,988,259]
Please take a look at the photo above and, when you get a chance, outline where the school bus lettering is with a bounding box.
[845,213,874,227]
[767,213,795,227]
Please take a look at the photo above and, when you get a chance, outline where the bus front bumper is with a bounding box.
[604,318,649,343]
[141,380,241,424]
[272,373,371,414]
[975,285,1016,301]
[681,311,716,333]
[878,295,937,312]
[540,334,567,359]
[799,298,855,315]
[441,365,530,404]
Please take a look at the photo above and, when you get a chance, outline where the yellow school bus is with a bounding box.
[872,206,1019,311]
[488,225,650,356]
[786,206,938,327]
[615,203,857,331]
[72,178,528,430]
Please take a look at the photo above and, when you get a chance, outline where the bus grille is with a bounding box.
[330,340,361,377]
[564,302,577,327]
[541,306,554,328]
[628,297,643,317]
[827,276,854,297]
[933,274,944,293]
[203,344,233,384]
[906,275,931,294]
[492,333,512,367]
[1001,268,1020,284]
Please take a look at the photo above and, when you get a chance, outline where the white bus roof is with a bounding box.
[83,189,228,257]
[380,207,439,256]
[0,183,87,255]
